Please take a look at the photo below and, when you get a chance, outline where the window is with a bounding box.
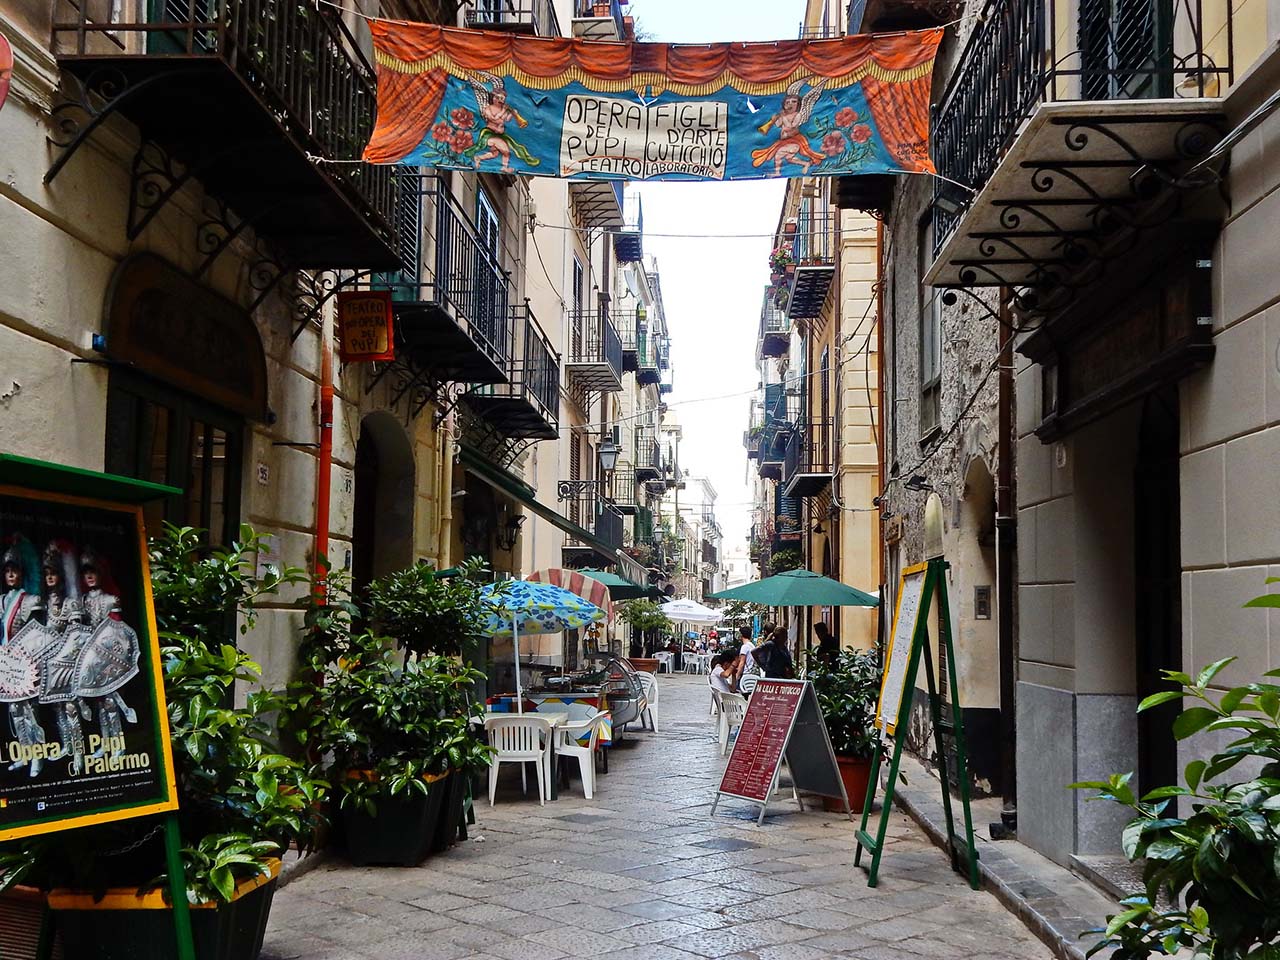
[571,256,585,358]
[474,189,502,345]
[105,373,243,546]
[569,432,582,526]
[919,216,942,438]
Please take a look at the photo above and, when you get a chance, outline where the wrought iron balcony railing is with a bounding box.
[932,0,1234,248]
[463,306,559,438]
[759,287,790,358]
[573,0,627,38]
[560,485,624,553]
[634,425,662,480]
[467,0,561,36]
[376,175,513,381]
[566,310,624,391]
[783,419,836,497]
[51,0,397,268]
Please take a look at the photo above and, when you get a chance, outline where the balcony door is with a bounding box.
[475,189,503,351]
[1078,0,1174,99]
[571,257,585,358]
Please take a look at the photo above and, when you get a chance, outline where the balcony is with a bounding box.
[615,194,644,263]
[464,306,560,440]
[571,0,627,40]
[466,0,561,36]
[783,420,835,498]
[634,426,662,481]
[570,180,625,230]
[632,333,658,386]
[374,175,512,384]
[759,287,790,358]
[756,383,794,481]
[610,468,639,515]
[786,210,837,319]
[52,0,396,269]
[702,539,718,566]
[927,0,1231,293]
[561,486,625,565]
[566,311,624,392]
[657,337,671,371]
[619,308,643,372]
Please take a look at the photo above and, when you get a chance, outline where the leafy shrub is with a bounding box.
[806,648,883,760]
[1072,579,1280,959]
[768,549,803,575]
[364,556,490,658]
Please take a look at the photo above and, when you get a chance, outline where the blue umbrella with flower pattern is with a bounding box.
[479,580,606,713]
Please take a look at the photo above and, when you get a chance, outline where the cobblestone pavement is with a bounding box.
[263,673,1051,959]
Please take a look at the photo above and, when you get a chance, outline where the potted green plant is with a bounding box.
[365,557,490,658]
[768,548,803,574]
[0,524,326,960]
[285,571,490,868]
[807,649,883,813]
[618,599,671,669]
[1070,581,1280,959]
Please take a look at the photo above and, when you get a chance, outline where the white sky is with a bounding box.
[631,0,803,554]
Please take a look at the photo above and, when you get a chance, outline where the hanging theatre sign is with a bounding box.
[363,24,942,181]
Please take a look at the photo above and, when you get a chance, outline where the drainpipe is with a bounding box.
[996,290,1017,834]
[313,315,334,596]
[438,406,455,569]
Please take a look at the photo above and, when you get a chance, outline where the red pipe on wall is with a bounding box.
[313,326,334,595]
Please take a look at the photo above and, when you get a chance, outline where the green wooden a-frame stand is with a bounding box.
[854,557,980,890]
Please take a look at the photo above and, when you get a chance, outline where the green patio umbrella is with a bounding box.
[710,569,879,607]
[579,569,660,601]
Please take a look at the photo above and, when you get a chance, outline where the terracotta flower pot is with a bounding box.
[822,755,873,813]
[50,860,280,960]
[628,657,660,674]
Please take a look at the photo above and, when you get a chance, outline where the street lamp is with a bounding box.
[598,436,620,475]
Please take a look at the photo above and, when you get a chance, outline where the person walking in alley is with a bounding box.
[813,621,839,666]
[732,624,757,686]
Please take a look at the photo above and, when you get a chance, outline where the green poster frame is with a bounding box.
[854,557,980,890]
[0,456,196,960]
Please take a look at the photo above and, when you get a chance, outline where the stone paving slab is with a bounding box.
[263,675,1053,959]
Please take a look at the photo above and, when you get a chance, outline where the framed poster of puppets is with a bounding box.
[0,482,177,841]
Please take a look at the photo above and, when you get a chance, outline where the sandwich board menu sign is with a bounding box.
[712,678,849,825]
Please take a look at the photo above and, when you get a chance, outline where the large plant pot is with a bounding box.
[822,755,873,813]
[429,770,468,854]
[342,776,447,867]
[49,860,279,960]
[628,658,659,674]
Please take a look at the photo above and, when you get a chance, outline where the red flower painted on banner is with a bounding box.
[835,106,858,127]
[432,122,454,143]
[451,129,475,153]
[822,132,846,156]
[450,107,476,129]
[851,124,873,143]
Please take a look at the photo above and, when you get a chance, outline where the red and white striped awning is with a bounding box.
[527,568,615,623]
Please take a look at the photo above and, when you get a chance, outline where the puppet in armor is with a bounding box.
[39,541,91,775]
[1,537,49,776]
[75,549,138,758]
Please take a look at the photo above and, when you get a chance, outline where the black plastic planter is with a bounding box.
[342,780,446,867]
[429,771,468,854]
[51,865,278,960]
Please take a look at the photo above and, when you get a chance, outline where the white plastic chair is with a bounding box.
[485,715,552,806]
[716,692,748,756]
[654,651,673,673]
[738,673,760,696]
[638,671,659,732]
[708,671,719,716]
[683,653,701,674]
[554,713,607,800]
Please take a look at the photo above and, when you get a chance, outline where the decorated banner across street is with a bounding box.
[363,23,942,181]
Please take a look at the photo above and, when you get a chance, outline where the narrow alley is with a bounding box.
[262,676,1049,960]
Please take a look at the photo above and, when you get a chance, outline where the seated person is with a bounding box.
[709,653,736,694]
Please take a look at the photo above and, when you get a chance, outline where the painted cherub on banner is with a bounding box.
[751,77,830,176]
[465,71,540,174]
